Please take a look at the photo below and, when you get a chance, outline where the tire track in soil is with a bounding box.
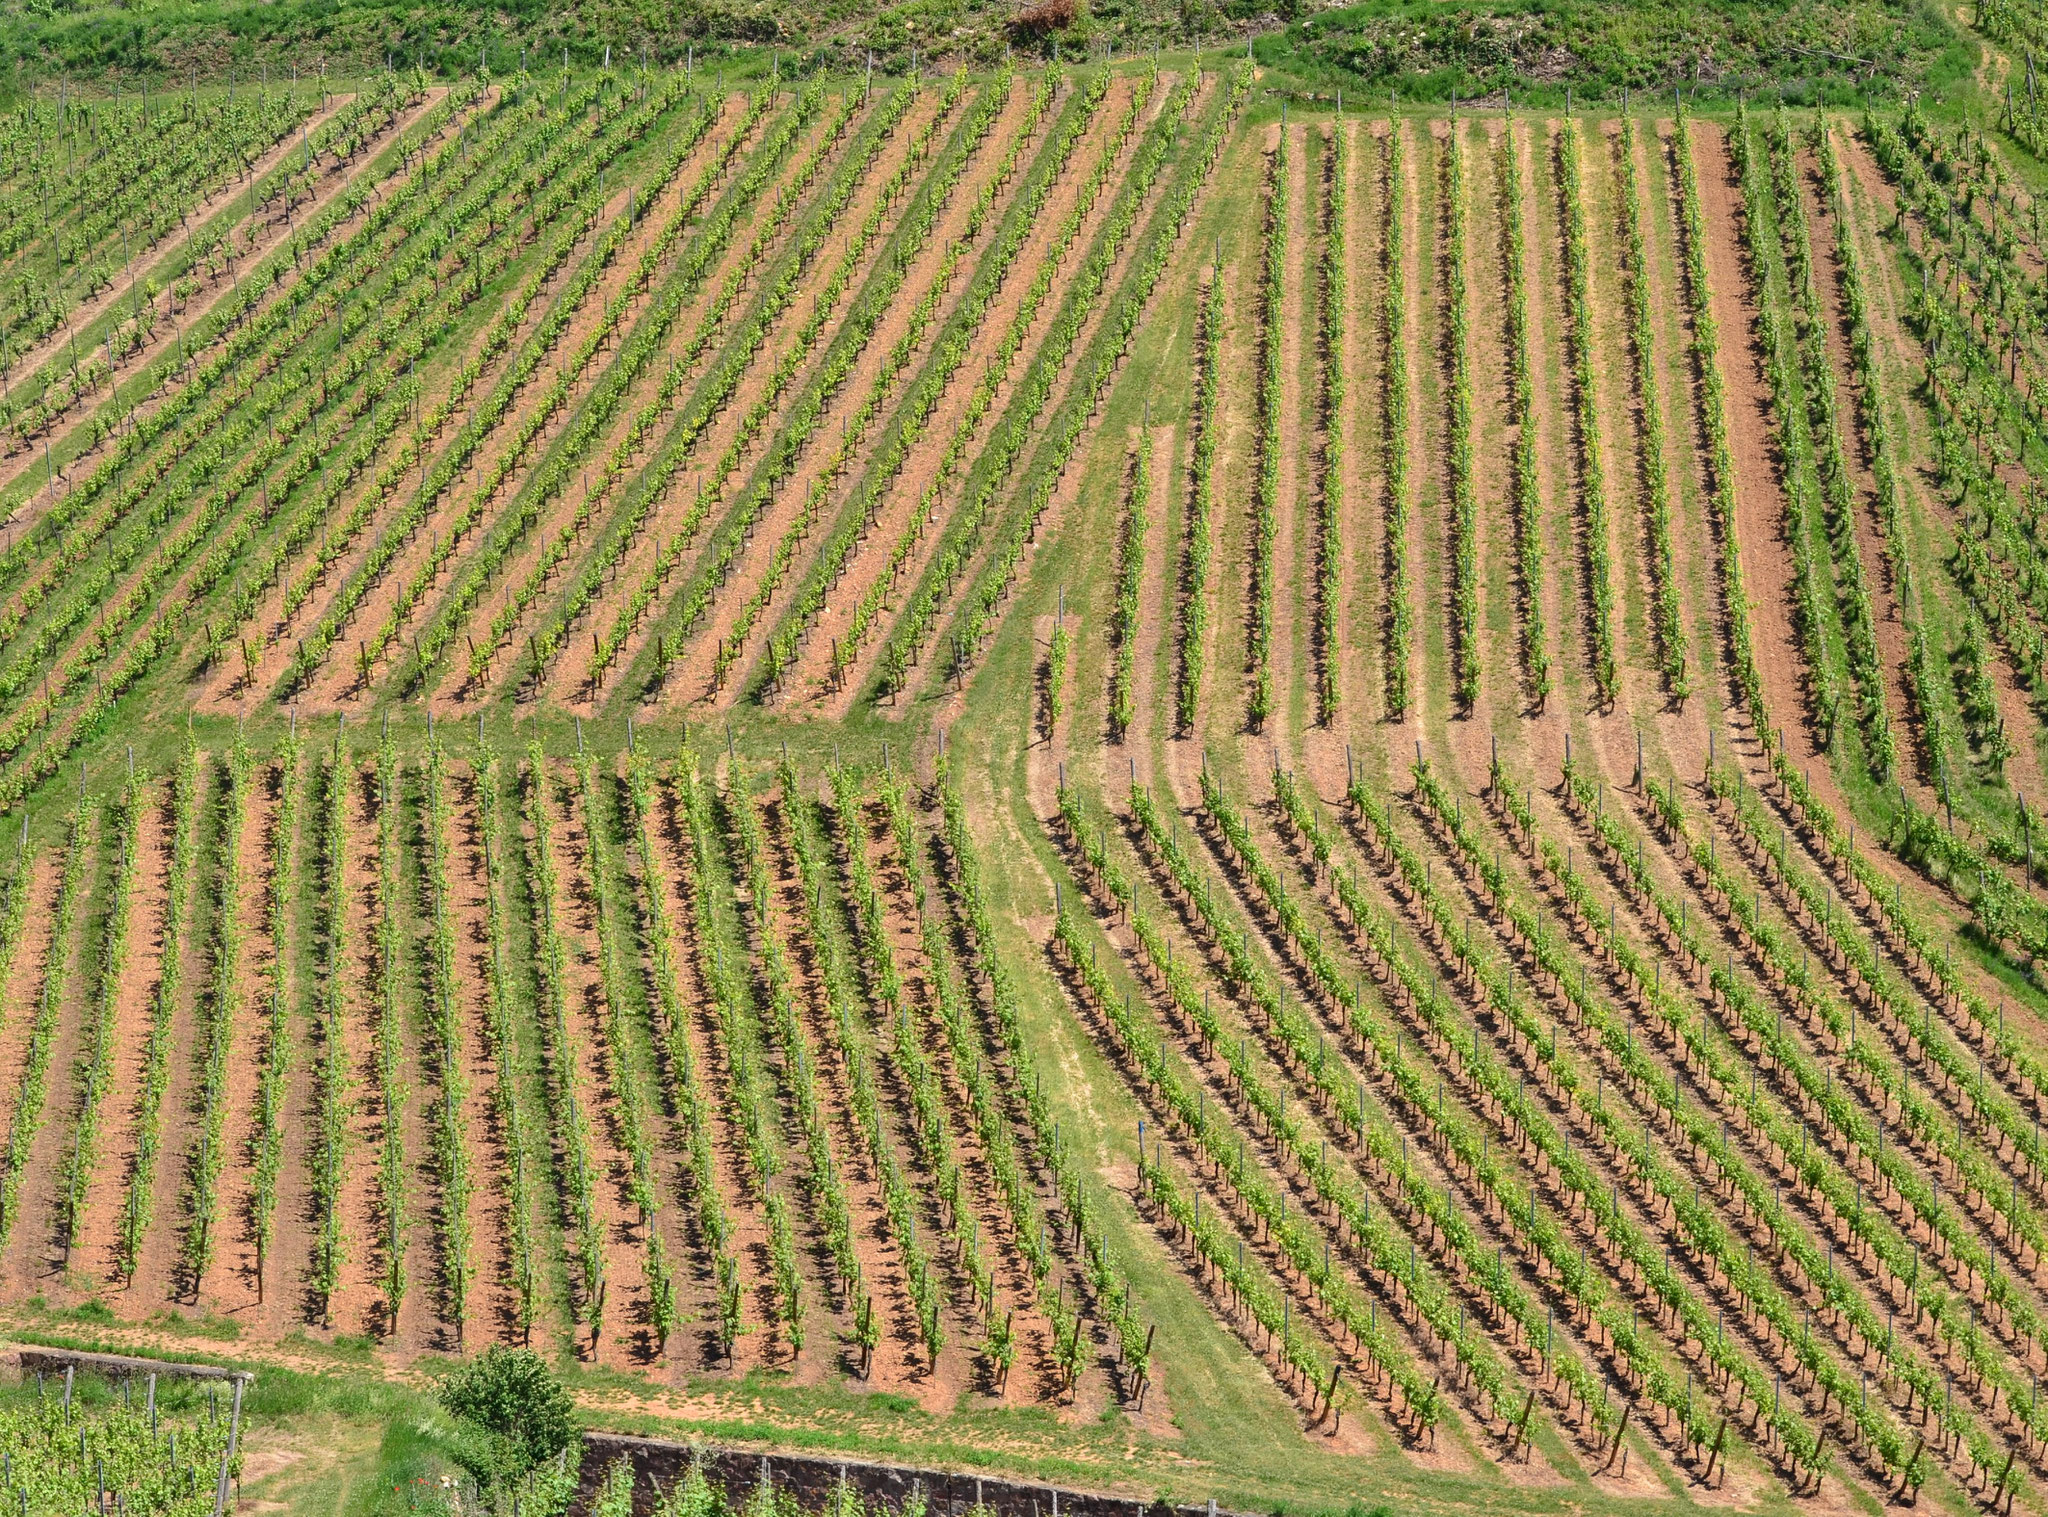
[544,768,656,1368]
[0,824,93,1296]
[299,106,777,713]
[214,96,752,714]
[765,788,926,1393]
[446,766,524,1347]
[68,775,171,1284]
[923,74,1219,736]
[190,765,278,1318]
[442,95,878,708]
[864,73,1206,724]
[610,78,1041,714]
[0,88,452,515]
[751,75,1135,715]
[643,773,778,1375]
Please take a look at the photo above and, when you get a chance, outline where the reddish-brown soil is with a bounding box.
[291,103,770,713]
[620,79,1043,715]
[756,75,1142,715]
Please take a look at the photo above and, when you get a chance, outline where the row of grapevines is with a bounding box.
[1381,124,1412,720]
[728,761,862,1316]
[886,767,1124,1386]
[251,732,300,1297]
[282,78,711,689]
[1061,786,1464,1427]
[1444,125,1478,710]
[0,805,83,1242]
[1730,107,1842,747]
[1313,124,1345,725]
[373,735,409,1320]
[309,742,349,1321]
[453,85,857,689]
[0,79,477,557]
[651,72,1017,695]
[811,71,1122,697]
[1177,263,1222,735]
[1174,773,1731,1447]
[1265,769,1749,1455]
[58,767,140,1251]
[0,88,600,743]
[1246,128,1285,732]
[423,741,475,1336]
[406,85,831,690]
[1051,901,1341,1408]
[577,755,680,1349]
[1544,763,2002,1489]
[1310,771,1837,1476]
[313,87,741,683]
[477,755,541,1340]
[754,68,1090,700]
[521,85,878,690]
[1107,434,1149,742]
[879,69,1198,698]
[252,78,649,636]
[701,77,1039,698]
[936,763,1141,1393]
[1765,114,1886,771]
[179,739,250,1284]
[1673,102,1770,741]
[1444,759,2022,1488]
[523,746,607,1327]
[1498,128,1549,706]
[781,764,924,1372]
[1617,119,1688,699]
[830,765,974,1365]
[1556,121,1618,705]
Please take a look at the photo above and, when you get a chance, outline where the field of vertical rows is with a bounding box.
[26,29,2048,1512]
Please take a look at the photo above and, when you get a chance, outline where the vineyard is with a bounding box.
[18,28,2048,1517]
